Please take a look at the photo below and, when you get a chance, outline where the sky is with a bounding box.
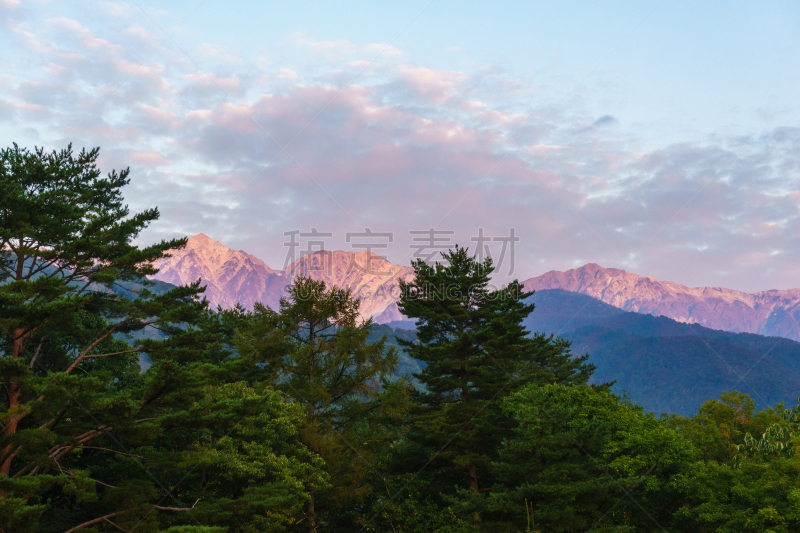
[2,0,800,292]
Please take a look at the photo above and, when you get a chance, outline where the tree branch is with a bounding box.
[65,330,141,374]
[65,513,122,533]
[78,447,145,459]
[153,499,200,512]
[102,518,129,533]
[29,336,48,369]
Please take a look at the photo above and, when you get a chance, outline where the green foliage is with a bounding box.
[484,383,693,532]
[671,455,800,532]
[236,276,404,532]
[0,145,325,532]
[396,246,595,504]
[355,475,473,533]
[135,381,327,533]
[366,324,424,388]
[667,394,800,532]
[733,397,800,465]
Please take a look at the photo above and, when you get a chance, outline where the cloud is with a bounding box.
[97,1,135,19]
[396,66,468,104]
[129,149,169,166]
[277,68,298,80]
[593,114,618,127]
[2,7,799,295]
[12,28,54,53]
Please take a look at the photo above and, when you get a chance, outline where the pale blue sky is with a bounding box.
[141,0,800,141]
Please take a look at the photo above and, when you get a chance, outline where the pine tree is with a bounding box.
[0,145,326,532]
[238,276,401,533]
[396,246,594,500]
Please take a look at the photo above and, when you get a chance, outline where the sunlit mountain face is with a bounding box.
[524,263,800,341]
[152,234,800,342]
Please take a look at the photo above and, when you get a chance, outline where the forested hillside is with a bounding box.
[524,289,800,414]
[6,144,800,532]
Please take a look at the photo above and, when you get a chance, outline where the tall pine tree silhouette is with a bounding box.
[397,246,594,501]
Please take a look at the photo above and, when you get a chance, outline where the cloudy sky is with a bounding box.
[2,0,800,292]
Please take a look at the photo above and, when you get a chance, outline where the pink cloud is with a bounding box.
[140,104,182,129]
[12,28,54,53]
[183,71,242,92]
[277,68,299,80]
[44,62,70,76]
[461,100,487,111]
[49,17,124,53]
[112,58,167,86]
[398,65,468,104]
[5,11,800,293]
[9,99,53,119]
[129,150,169,166]
[123,26,157,41]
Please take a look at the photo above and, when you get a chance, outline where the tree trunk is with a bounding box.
[1,253,26,485]
[307,489,316,533]
[469,461,481,526]
[468,463,479,493]
[1,328,26,477]
[460,358,481,523]
[0,381,20,477]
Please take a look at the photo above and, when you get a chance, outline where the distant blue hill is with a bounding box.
[384,289,800,416]
[110,277,800,415]
[110,277,176,370]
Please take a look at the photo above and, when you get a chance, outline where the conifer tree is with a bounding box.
[239,276,400,533]
[0,145,326,532]
[1,143,200,484]
[396,246,594,499]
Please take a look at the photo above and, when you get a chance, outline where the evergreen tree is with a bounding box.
[0,145,325,532]
[396,246,594,503]
[238,276,401,533]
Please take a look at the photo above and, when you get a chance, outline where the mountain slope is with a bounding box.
[388,289,800,415]
[523,289,800,415]
[150,234,413,320]
[152,238,800,341]
[523,263,800,341]
[286,249,414,319]
[151,233,282,309]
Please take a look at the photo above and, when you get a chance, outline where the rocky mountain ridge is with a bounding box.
[150,234,413,321]
[150,235,800,340]
[523,263,800,341]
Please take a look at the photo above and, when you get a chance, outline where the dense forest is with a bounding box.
[4,145,800,533]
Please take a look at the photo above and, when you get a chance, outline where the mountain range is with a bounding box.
[151,234,413,320]
[148,234,800,414]
[524,263,800,341]
[151,234,800,342]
